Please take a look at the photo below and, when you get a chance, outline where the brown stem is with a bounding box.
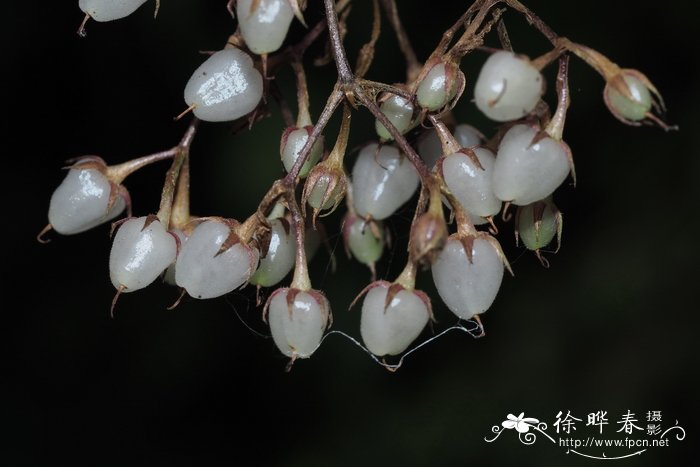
[427,0,489,62]
[545,54,570,141]
[442,188,476,236]
[156,119,199,229]
[324,0,354,84]
[557,38,620,79]
[170,154,190,230]
[286,191,312,291]
[394,259,417,290]
[354,0,381,80]
[501,0,558,45]
[428,115,461,155]
[496,18,513,51]
[106,149,178,185]
[379,0,421,83]
[284,88,344,184]
[291,59,312,127]
[354,89,431,184]
[448,2,503,60]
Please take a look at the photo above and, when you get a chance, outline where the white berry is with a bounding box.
[493,124,570,205]
[49,167,125,235]
[360,283,430,356]
[454,124,482,148]
[416,63,459,111]
[175,220,259,299]
[441,148,501,219]
[251,218,296,287]
[79,0,148,22]
[351,144,419,220]
[109,216,177,292]
[267,289,330,359]
[281,128,324,178]
[375,94,414,141]
[474,51,543,122]
[184,48,263,122]
[237,0,295,55]
[431,237,504,320]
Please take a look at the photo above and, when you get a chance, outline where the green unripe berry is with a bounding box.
[605,73,652,122]
[516,199,562,253]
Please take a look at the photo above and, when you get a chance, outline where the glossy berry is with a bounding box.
[605,72,653,122]
[416,62,461,111]
[184,48,263,122]
[375,94,414,141]
[454,124,483,148]
[280,127,324,178]
[175,220,259,299]
[79,0,148,22]
[266,289,330,359]
[109,216,177,292]
[343,214,384,271]
[431,236,505,320]
[49,166,125,235]
[237,0,295,55]
[417,124,482,170]
[493,124,570,206]
[440,147,501,219]
[516,198,561,253]
[250,218,296,287]
[474,51,543,122]
[303,167,346,214]
[359,283,431,357]
[351,144,419,220]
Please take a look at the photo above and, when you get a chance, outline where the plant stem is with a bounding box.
[156,119,199,229]
[501,0,558,45]
[324,0,354,84]
[545,55,570,141]
[170,154,190,230]
[106,149,178,185]
[292,59,312,127]
[284,88,344,184]
[286,191,312,291]
[354,89,431,184]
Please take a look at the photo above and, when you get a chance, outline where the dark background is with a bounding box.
[3,1,698,466]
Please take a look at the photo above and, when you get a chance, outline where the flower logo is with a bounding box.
[502,413,540,433]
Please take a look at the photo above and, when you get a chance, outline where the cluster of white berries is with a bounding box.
[47,0,668,367]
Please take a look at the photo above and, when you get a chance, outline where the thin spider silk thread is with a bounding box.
[225,293,484,371]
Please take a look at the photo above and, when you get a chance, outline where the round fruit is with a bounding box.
[49,167,125,235]
[183,48,263,122]
[360,283,430,356]
[474,51,543,122]
[441,147,501,219]
[109,216,177,292]
[431,236,504,320]
[237,0,295,55]
[493,124,570,205]
[79,0,148,22]
[375,95,414,141]
[175,220,259,299]
[267,289,330,359]
[351,144,419,220]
